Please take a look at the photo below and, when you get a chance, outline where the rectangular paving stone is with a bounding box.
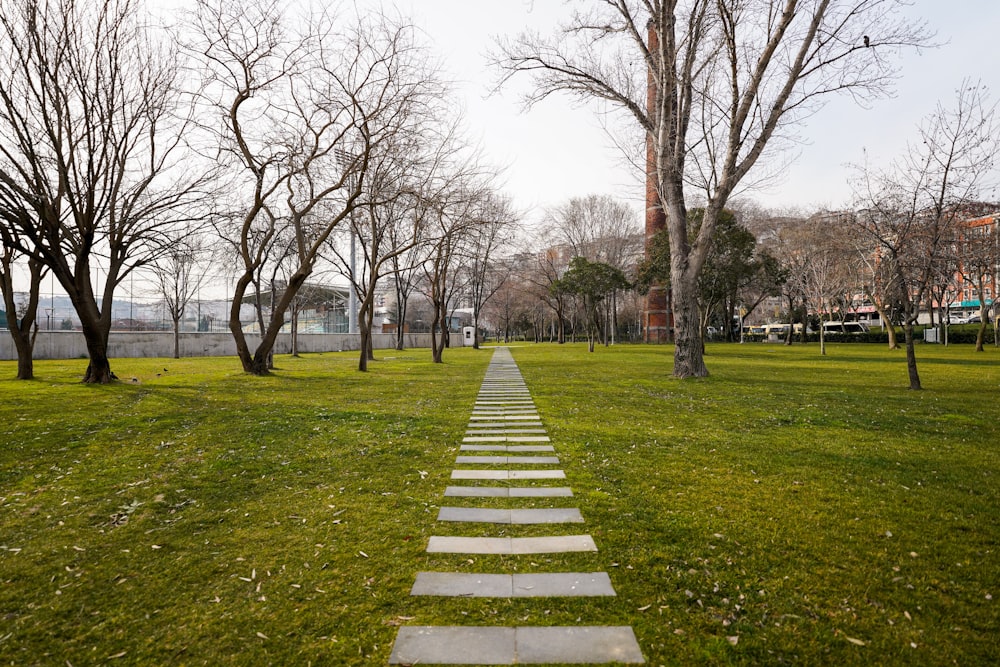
[475,401,535,406]
[443,486,574,497]
[426,535,597,554]
[507,436,552,443]
[438,506,511,523]
[454,456,560,465]
[411,572,514,597]
[513,572,616,597]
[389,626,515,664]
[451,469,566,480]
[460,445,555,452]
[466,429,547,435]
[469,415,541,421]
[510,535,597,553]
[462,437,509,442]
[507,456,560,464]
[509,487,574,497]
[467,422,544,429]
[410,572,615,598]
[517,626,645,664]
[444,486,511,497]
[426,536,512,554]
[510,508,583,524]
[509,469,566,479]
[455,455,508,464]
[437,507,583,524]
[389,625,645,665]
[451,470,510,480]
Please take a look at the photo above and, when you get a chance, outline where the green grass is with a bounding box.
[1,343,998,665]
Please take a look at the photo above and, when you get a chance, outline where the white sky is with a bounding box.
[397,0,1000,218]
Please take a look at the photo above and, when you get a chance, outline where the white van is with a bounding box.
[822,321,869,335]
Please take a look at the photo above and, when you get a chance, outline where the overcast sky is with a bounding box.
[394,0,1000,220]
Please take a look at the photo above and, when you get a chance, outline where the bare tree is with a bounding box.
[853,83,999,389]
[495,1,931,377]
[957,211,1000,351]
[0,243,45,379]
[0,0,208,382]
[326,102,463,370]
[461,193,519,349]
[546,195,642,272]
[150,231,214,359]
[191,0,432,375]
[421,177,490,363]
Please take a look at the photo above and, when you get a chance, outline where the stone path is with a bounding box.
[389,347,644,665]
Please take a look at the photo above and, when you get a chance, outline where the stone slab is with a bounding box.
[466,429,547,435]
[462,437,508,443]
[389,626,514,664]
[509,470,566,479]
[426,534,597,554]
[443,486,574,498]
[444,486,511,497]
[389,626,644,665]
[513,572,615,597]
[509,535,598,553]
[460,445,555,452]
[507,456,559,464]
[510,508,583,524]
[506,437,552,443]
[410,572,615,598]
[437,506,511,523]
[509,486,574,497]
[451,470,510,480]
[469,415,541,421]
[467,422,545,429]
[451,469,565,480]
[516,626,645,664]
[454,456,560,465]
[437,507,583,524]
[411,572,513,597]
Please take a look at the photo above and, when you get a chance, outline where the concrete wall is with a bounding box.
[0,331,450,361]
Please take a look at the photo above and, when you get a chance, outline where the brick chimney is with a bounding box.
[644,18,671,343]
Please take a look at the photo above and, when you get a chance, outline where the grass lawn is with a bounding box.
[1,343,998,665]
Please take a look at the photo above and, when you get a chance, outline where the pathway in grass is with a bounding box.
[390,347,644,665]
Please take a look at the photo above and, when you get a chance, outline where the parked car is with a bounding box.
[822,321,869,335]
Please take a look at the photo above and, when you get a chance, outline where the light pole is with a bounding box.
[349,233,358,335]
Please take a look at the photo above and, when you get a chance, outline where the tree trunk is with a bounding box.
[67,287,116,384]
[1,256,43,380]
[975,318,987,352]
[903,321,921,390]
[291,299,299,357]
[672,271,709,378]
[358,327,370,371]
[80,324,114,384]
[172,316,181,359]
[395,297,408,351]
[874,301,899,349]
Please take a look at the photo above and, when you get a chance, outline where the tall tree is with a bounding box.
[495,0,930,377]
[0,0,207,382]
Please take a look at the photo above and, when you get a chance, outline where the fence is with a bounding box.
[0,331,447,362]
